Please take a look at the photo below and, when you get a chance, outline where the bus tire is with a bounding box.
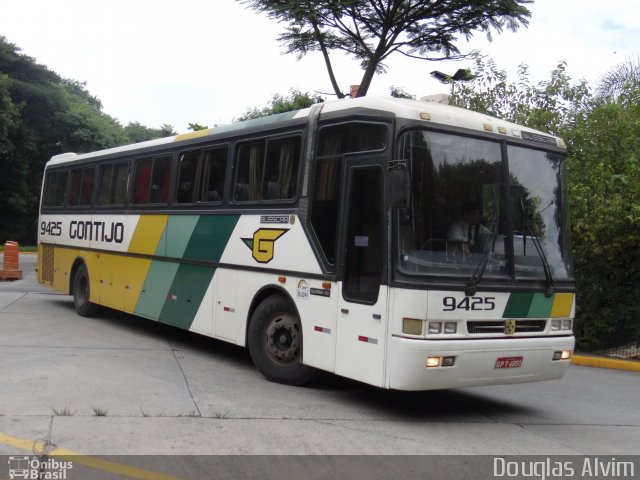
[247,294,316,386]
[73,263,97,317]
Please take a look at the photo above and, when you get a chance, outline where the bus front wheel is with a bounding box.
[247,294,316,386]
[73,263,97,317]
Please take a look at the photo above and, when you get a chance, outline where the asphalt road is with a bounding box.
[1,254,638,478]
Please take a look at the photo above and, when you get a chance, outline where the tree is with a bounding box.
[124,121,162,143]
[159,123,177,137]
[567,65,640,351]
[596,56,640,104]
[241,0,532,97]
[0,36,163,243]
[188,122,209,131]
[389,85,415,99]
[235,88,324,121]
[451,55,590,135]
[0,73,29,243]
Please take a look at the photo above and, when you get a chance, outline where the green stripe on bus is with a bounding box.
[137,214,241,329]
[158,264,214,329]
[165,216,200,258]
[527,293,554,318]
[183,215,240,262]
[503,292,556,318]
[502,293,535,318]
[134,261,180,319]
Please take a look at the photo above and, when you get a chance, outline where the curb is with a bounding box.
[572,354,640,372]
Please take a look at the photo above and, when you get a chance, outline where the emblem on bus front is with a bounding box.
[504,319,517,335]
[241,228,288,264]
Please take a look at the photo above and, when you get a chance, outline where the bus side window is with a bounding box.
[150,155,173,204]
[133,156,172,205]
[263,137,300,200]
[200,147,227,202]
[234,141,264,202]
[133,158,152,204]
[233,137,299,202]
[79,167,95,206]
[112,162,129,205]
[43,170,69,207]
[177,151,201,204]
[97,164,113,205]
[67,168,83,206]
[98,162,129,206]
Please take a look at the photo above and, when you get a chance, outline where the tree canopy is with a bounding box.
[234,88,324,121]
[241,0,532,97]
[0,37,173,244]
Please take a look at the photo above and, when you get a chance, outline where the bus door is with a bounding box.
[335,163,387,387]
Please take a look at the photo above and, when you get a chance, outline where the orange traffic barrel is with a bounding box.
[1,241,22,280]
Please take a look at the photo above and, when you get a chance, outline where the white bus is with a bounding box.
[38,96,575,390]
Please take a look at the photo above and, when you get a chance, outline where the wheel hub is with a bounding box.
[265,314,300,365]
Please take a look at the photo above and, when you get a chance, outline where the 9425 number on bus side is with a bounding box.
[442,296,496,312]
[40,221,62,236]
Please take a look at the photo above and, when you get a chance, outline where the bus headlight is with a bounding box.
[553,350,573,361]
[402,318,424,336]
[426,356,441,368]
[428,322,442,334]
[426,356,456,368]
[552,319,572,331]
[444,322,457,334]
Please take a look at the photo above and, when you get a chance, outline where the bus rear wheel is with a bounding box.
[248,294,316,386]
[73,263,97,317]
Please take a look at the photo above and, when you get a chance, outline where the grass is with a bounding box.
[0,245,37,253]
[52,407,75,416]
[92,406,108,416]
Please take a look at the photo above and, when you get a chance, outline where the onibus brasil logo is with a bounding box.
[8,456,73,479]
[242,228,288,263]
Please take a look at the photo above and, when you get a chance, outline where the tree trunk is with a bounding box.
[357,59,379,96]
[312,21,345,99]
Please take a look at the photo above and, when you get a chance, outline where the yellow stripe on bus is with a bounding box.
[550,292,574,318]
[173,129,214,142]
[129,215,168,255]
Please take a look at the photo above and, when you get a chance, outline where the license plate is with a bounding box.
[495,356,523,369]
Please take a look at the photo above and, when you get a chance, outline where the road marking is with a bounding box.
[0,431,182,480]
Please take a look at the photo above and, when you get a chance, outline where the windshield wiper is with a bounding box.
[520,199,554,296]
[466,219,499,297]
[524,220,555,297]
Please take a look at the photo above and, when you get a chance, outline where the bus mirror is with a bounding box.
[389,161,409,209]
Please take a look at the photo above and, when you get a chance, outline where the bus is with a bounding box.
[37,96,575,390]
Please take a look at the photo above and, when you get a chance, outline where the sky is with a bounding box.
[1,0,639,133]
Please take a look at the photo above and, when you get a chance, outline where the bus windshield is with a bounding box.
[395,129,573,283]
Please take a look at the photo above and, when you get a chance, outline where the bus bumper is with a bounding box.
[387,335,575,391]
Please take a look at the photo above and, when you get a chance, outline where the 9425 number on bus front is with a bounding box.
[442,296,496,312]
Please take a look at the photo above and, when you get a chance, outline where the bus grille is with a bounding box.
[42,245,54,283]
[467,320,547,334]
